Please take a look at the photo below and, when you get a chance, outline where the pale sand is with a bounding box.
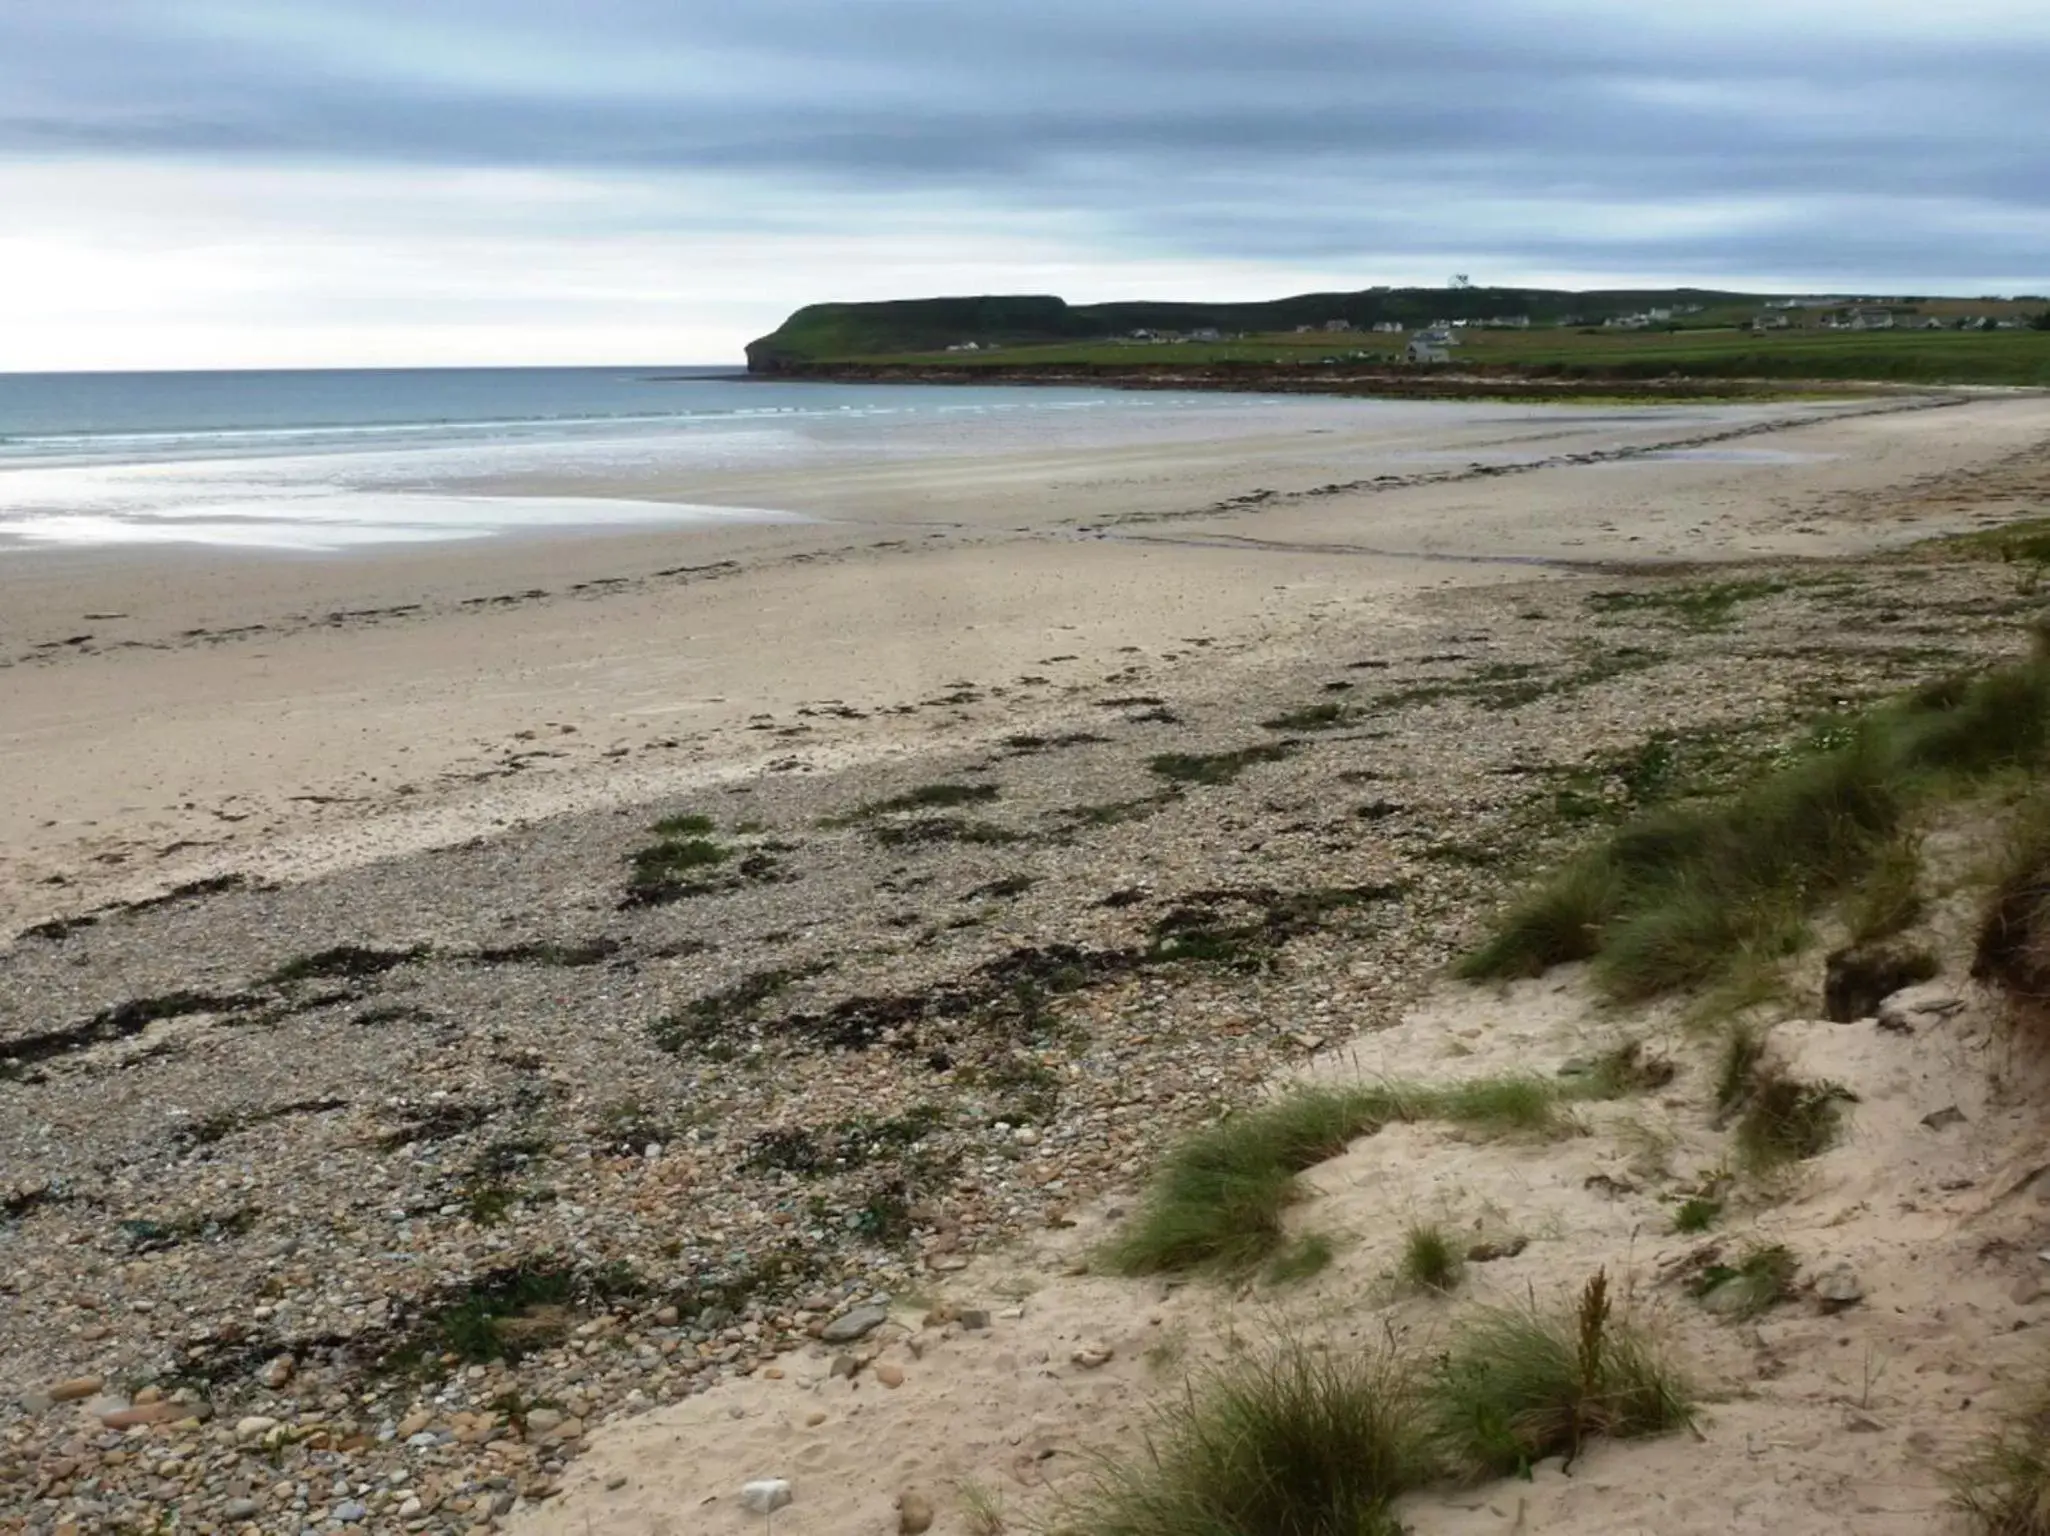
[513,878,2045,1536]
[2,391,2043,937]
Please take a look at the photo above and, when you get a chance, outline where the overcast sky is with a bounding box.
[4,0,2047,370]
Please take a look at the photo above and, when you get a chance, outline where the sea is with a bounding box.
[0,365,1309,553]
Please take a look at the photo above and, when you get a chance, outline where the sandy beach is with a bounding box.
[4,390,2041,933]
[6,387,2050,1536]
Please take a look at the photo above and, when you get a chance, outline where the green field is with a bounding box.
[837,325,2050,388]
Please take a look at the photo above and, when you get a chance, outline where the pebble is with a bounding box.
[258,1353,296,1389]
[223,1497,261,1519]
[959,1308,992,1331]
[49,1376,103,1402]
[235,1415,279,1441]
[1071,1345,1115,1369]
[333,1499,368,1523]
[898,1488,936,1534]
[875,1363,906,1388]
[805,1411,828,1427]
[100,1402,179,1429]
[740,1478,794,1515]
[1814,1264,1865,1311]
[821,1304,890,1344]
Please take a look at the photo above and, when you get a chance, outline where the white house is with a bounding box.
[1324,319,1353,333]
[1407,339,1451,364]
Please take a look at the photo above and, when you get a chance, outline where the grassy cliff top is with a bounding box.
[743,286,1763,369]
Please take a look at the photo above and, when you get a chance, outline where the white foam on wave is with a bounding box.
[0,492,809,553]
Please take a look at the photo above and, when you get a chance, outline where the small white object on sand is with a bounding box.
[741,1478,794,1516]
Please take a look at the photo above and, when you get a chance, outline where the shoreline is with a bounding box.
[5,392,2046,935]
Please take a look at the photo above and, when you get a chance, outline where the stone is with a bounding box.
[333,1501,368,1523]
[874,1363,905,1389]
[223,1498,261,1520]
[740,1478,793,1516]
[958,1308,992,1331]
[820,1304,889,1344]
[829,1354,861,1379]
[898,1488,936,1534]
[1921,1106,1968,1131]
[397,1410,433,1437]
[49,1376,103,1402]
[1878,983,1965,1036]
[234,1415,279,1441]
[258,1354,295,1390]
[524,1408,564,1436]
[1070,1345,1115,1370]
[804,1411,827,1427]
[2013,1276,2043,1306]
[100,1402,179,1429]
[1466,1236,1529,1263]
[1814,1264,1865,1311]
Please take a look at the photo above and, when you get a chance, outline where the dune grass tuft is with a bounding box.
[1975,790,2050,1001]
[1713,1024,1768,1114]
[1104,1079,1572,1277]
[1399,1223,1464,1294]
[1429,1270,1694,1480]
[1461,645,2050,998]
[1672,1197,1722,1234]
[1950,1383,2050,1535]
[1734,1070,1855,1168]
[1060,1338,1438,1536]
[1267,1232,1337,1285]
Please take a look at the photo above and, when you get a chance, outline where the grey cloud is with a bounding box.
[3,0,2047,288]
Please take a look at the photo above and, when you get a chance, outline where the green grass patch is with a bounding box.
[1059,1338,1436,1536]
[1673,1197,1722,1233]
[1148,742,1296,786]
[1734,1071,1855,1169]
[1429,1270,1694,1480]
[1460,645,2050,999]
[1266,1233,1337,1285]
[1103,1079,1572,1277]
[1399,1223,1464,1294]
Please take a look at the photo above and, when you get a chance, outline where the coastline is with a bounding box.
[2,391,2041,934]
